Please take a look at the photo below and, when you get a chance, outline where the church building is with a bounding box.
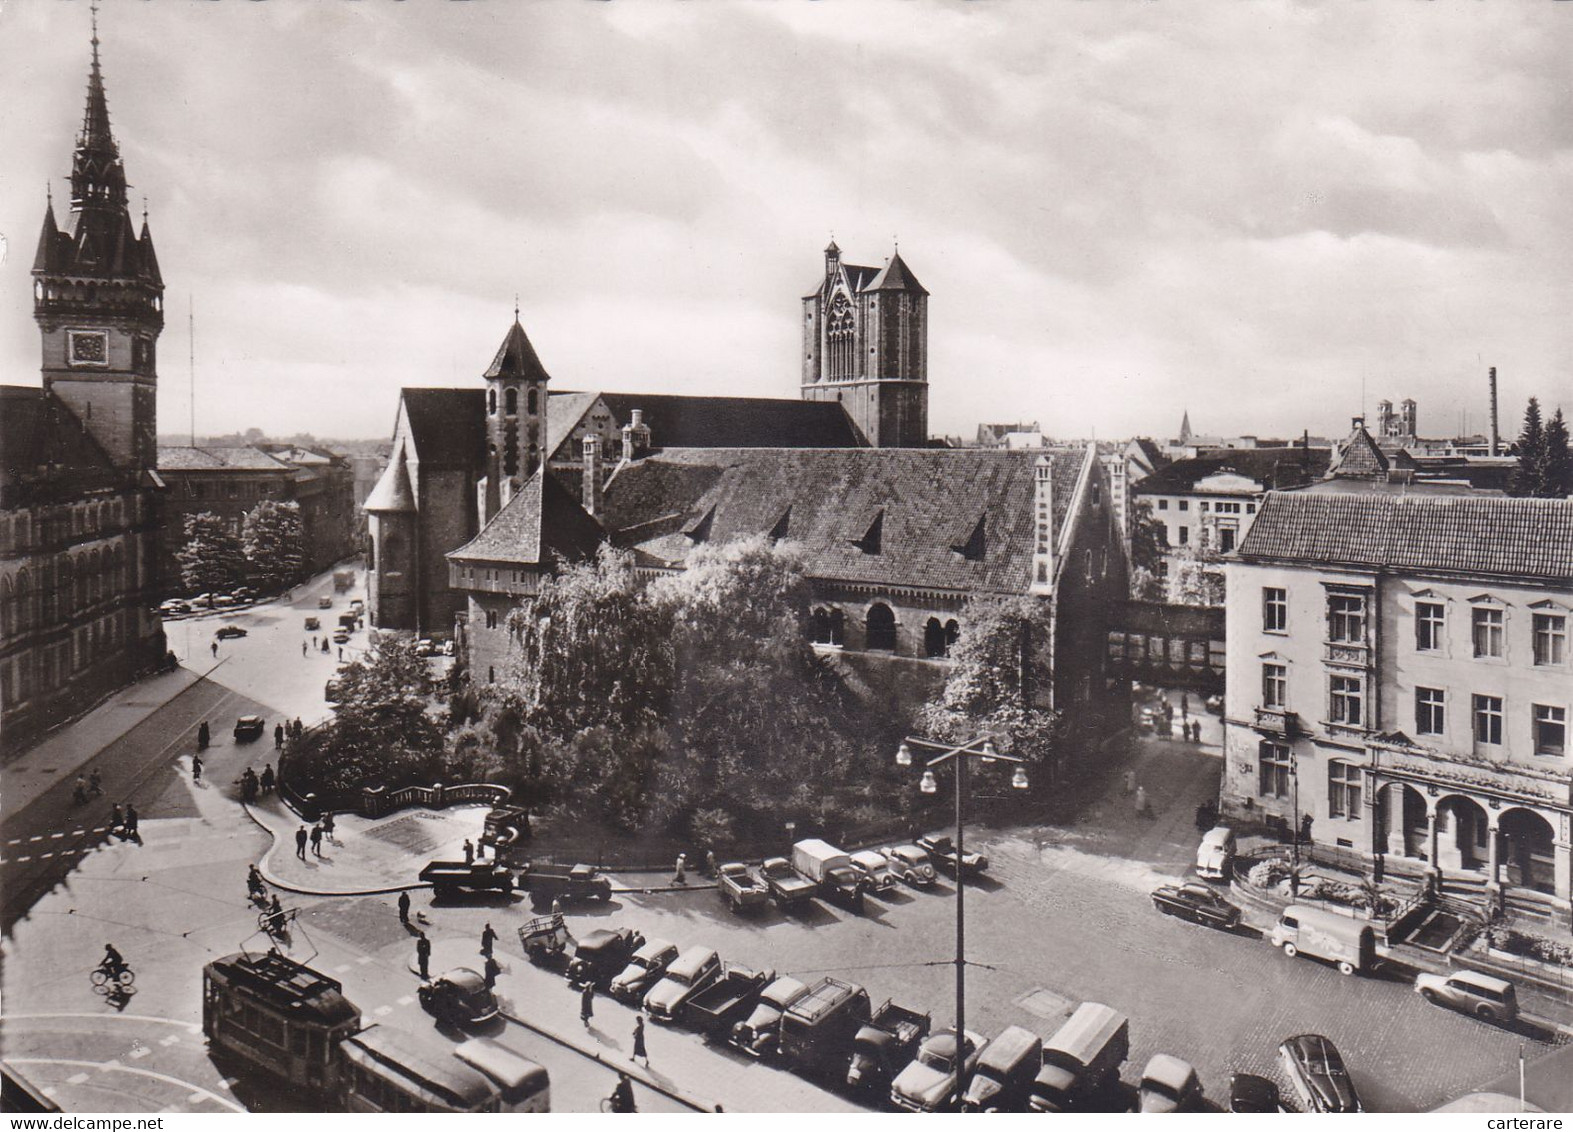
[1,23,168,753]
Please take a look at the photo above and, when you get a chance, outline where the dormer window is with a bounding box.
[853,510,883,556]
[952,514,986,562]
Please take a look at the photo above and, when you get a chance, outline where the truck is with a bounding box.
[890,1029,988,1112]
[717,862,769,913]
[731,975,811,1058]
[962,1024,1043,1112]
[565,927,644,990]
[514,862,613,905]
[846,1000,931,1093]
[917,833,989,876]
[480,805,532,854]
[417,860,514,900]
[333,569,355,593]
[1029,1002,1130,1112]
[777,977,872,1080]
[516,914,571,967]
[685,965,775,1039]
[760,857,817,909]
[1268,904,1377,976]
[790,839,864,911]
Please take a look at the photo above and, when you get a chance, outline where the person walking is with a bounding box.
[580,981,595,1027]
[110,803,124,834]
[338,646,343,661]
[211,640,219,659]
[197,721,210,750]
[295,825,309,860]
[397,890,411,924]
[274,723,284,750]
[672,854,687,886]
[480,922,498,959]
[192,752,203,784]
[301,640,308,657]
[89,769,102,797]
[483,954,501,990]
[310,823,323,857]
[123,805,139,839]
[463,839,474,865]
[1134,785,1148,817]
[631,1015,648,1066]
[415,932,431,979]
[260,764,275,794]
[321,811,336,844]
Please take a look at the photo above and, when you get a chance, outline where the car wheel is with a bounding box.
[1475,1004,1497,1022]
[1282,943,1298,958]
[1337,960,1355,976]
[1421,988,1440,1004]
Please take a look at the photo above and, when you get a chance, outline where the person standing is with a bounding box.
[110,803,124,834]
[295,825,309,860]
[631,1015,648,1066]
[124,805,139,839]
[293,717,304,741]
[1135,785,1148,816]
[301,641,308,657]
[397,890,411,924]
[322,811,336,844]
[211,640,218,659]
[705,850,718,878]
[480,922,497,958]
[260,764,275,794]
[580,981,595,1027]
[672,854,687,885]
[197,721,210,750]
[463,839,475,865]
[274,723,284,750]
[310,823,324,857]
[484,955,501,989]
[415,931,431,979]
[192,752,203,784]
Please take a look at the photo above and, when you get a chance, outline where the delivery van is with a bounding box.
[1269,904,1376,976]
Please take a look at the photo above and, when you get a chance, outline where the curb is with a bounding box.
[499,1007,711,1113]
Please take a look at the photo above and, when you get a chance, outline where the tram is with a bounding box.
[202,950,550,1112]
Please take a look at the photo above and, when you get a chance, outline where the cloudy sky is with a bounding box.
[1,0,1568,444]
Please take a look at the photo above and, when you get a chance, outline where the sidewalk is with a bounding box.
[421,935,866,1113]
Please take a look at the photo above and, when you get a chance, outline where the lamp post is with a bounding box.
[1289,751,1301,897]
[896,733,1029,1108]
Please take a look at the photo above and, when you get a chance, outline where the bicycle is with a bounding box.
[91,964,136,993]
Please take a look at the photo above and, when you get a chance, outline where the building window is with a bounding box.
[527,388,538,414]
[1157,499,1168,510]
[1534,705,1567,756]
[1258,741,1291,799]
[1415,602,1445,652]
[1329,675,1363,726]
[1327,594,1366,644]
[1533,613,1567,666]
[1473,694,1503,746]
[504,387,518,416]
[1262,662,1287,709]
[1178,500,1189,512]
[1219,527,1236,552]
[1472,606,1504,658]
[1415,687,1445,735]
[1177,526,1189,545]
[865,603,897,652]
[1327,760,1361,818]
[1247,503,1256,514]
[1263,588,1287,633]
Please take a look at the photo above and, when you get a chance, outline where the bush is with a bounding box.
[1485,925,1573,967]
[1246,859,1290,890]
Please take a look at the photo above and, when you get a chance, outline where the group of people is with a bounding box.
[238,764,275,803]
[71,769,104,806]
[293,817,337,859]
[108,801,140,840]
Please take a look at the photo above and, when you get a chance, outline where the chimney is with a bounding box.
[1029,455,1055,594]
[582,433,602,517]
[621,408,651,462]
[1489,367,1500,456]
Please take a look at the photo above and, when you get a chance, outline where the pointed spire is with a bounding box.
[868,249,928,295]
[483,316,552,383]
[1179,410,1193,442]
[34,197,62,273]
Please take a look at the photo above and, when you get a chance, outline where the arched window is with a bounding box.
[504,433,519,477]
[488,666,496,683]
[504,387,518,416]
[866,603,897,652]
[827,293,855,380]
[488,389,497,415]
[527,388,538,414]
[945,619,960,652]
[923,617,947,658]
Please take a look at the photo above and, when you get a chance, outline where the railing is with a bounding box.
[1323,641,1371,667]
[1252,707,1299,736]
[360,781,511,818]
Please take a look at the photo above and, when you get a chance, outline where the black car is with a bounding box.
[215,624,248,639]
[566,927,646,990]
[1279,1034,1362,1113]
[1228,1073,1283,1113]
[418,968,499,1027]
[1150,882,1241,930]
[233,715,265,742]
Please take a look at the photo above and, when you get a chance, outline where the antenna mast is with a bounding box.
[189,296,196,446]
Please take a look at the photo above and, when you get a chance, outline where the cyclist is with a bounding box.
[247,864,266,902]
[100,943,127,980]
[608,1073,636,1113]
[268,894,286,936]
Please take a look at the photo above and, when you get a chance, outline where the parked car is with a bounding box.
[324,678,342,702]
[418,860,515,899]
[318,596,333,609]
[233,586,256,600]
[917,833,988,875]
[848,849,896,892]
[760,857,817,908]
[889,1028,987,1112]
[1150,882,1240,930]
[609,939,679,1003]
[212,594,237,608]
[441,640,456,656]
[1279,1033,1362,1113]
[304,616,321,631]
[192,593,214,609]
[731,975,811,1058]
[1228,1073,1283,1113]
[717,862,770,912]
[847,1000,930,1093]
[332,629,351,644]
[685,965,775,1039]
[779,978,872,1079]
[349,598,365,614]
[880,845,937,888]
[1414,969,1518,1023]
[233,715,265,742]
[1204,694,1223,714]
[1269,904,1377,976]
[418,968,499,1026]
[513,862,613,904]
[215,624,247,640]
[643,946,720,1023]
[159,599,190,615]
[791,839,864,910]
[1030,1002,1129,1112]
[1194,826,1236,880]
[1137,1054,1202,1112]
[961,1024,1041,1112]
[565,927,645,990]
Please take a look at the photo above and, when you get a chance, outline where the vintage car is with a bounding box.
[1137,1054,1203,1113]
[566,927,645,990]
[1414,969,1518,1023]
[1228,1073,1284,1113]
[916,834,988,876]
[215,624,248,639]
[418,968,499,1027]
[304,616,321,631]
[1279,1033,1362,1113]
[1150,882,1241,930]
[608,939,679,1003]
[317,596,333,609]
[233,715,266,742]
[879,845,938,888]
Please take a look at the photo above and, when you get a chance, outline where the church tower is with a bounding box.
[33,14,163,471]
[801,242,928,448]
[480,313,551,523]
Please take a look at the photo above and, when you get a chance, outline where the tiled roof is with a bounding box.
[1294,478,1504,499]
[448,468,604,567]
[1237,493,1573,582]
[0,386,121,507]
[482,319,552,383]
[400,388,486,471]
[867,251,928,295]
[157,446,292,471]
[1132,448,1330,495]
[364,446,417,513]
[599,447,1086,593]
[1328,426,1389,477]
[544,391,601,461]
[591,393,864,451]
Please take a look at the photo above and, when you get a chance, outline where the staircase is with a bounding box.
[1504,886,1563,927]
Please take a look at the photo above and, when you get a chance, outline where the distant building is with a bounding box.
[2,27,167,753]
[1221,490,1573,918]
[974,422,1045,449]
[1101,437,1167,543]
[156,444,356,589]
[1132,446,1330,559]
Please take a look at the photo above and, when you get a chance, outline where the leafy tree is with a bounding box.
[917,594,1061,769]
[1128,499,1167,575]
[1165,542,1225,607]
[1542,408,1571,498]
[176,512,246,594]
[242,500,307,590]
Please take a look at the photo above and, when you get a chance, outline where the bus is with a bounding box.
[339,1027,548,1113]
[203,950,361,1092]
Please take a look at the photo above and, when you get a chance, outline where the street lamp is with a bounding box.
[896,733,1029,1108]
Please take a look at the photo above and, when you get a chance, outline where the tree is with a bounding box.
[1165,542,1225,607]
[1511,397,1547,497]
[303,635,444,795]
[176,512,246,594]
[917,594,1061,769]
[1542,408,1571,498]
[242,500,308,590]
[1128,500,1167,575]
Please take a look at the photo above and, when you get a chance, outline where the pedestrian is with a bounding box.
[310,823,323,856]
[631,1015,648,1066]
[338,646,343,661]
[580,981,595,1027]
[1122,769,1135,795]
[124,804,139,839]
[261,764,275,794]
[211,640,218,658]
[293,718,304,740]
[302,641,308,657]
[274,723,284,750]
[192,752,203,783]
[551,897,563,917]
[110,803,124,833]
[480,922,497,958]
[89,769,102,797]
[705,849,718,878]
[74,774,89,805]
[415,931,431,979]
[484,954,501,989]
[1181,692,1190,716]
[397,890,411,924]
[295,825,308,860]
[321,639,329,654]
[1135,785,1148,816]
[1300,813,1314,846]
[322,811,336,844]
[463,839,474,865]
[673,853,687,885]
[197,721,210,750]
